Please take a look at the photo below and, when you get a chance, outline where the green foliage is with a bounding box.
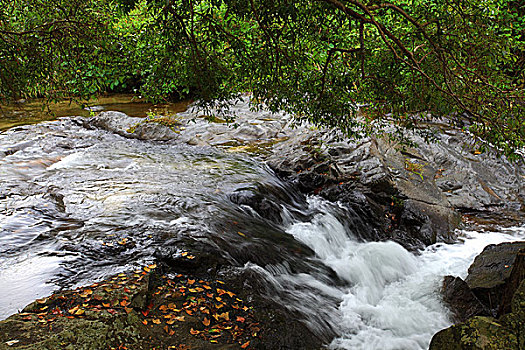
[1,0,524,157]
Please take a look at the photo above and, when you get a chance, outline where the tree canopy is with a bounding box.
[1,0,524,156]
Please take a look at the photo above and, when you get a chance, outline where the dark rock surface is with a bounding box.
[430,280,525,350]
[441,276,491,323]
[266,125,525,249]
[465,242,525,311]
[430,244,525,349]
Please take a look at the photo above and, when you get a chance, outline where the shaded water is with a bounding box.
[0,106,524,349]
[0,94,190,131]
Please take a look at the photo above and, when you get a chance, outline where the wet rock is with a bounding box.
[465,242,525,312]
[431,245,525,349]
[266,119,525,249]
[430,279,525,350]
[429,314,523,350]
[498,249,525,316]
[85,111,142,138]
[229,186,284,224]
[441,276,491,323]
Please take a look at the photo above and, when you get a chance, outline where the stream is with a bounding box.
[1,101,524,349]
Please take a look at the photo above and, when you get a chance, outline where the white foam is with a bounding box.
[283,196,525,350]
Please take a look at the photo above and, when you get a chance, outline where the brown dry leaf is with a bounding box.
[185,309,193,315]
[218,312,229,321]
[190,328,200,335]
[187,279,196,285]
[159,305,168,312]
[202,317,211,326]
[124,307,133,314]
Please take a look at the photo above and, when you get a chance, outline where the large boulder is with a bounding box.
[441,276,491,323]
[465,242,525,312]
[266,123,525,249]
[430,245,525,349]
[430,279,525,350]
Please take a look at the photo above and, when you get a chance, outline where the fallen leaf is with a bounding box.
[120,300,130,307]
[236,316,245,323]
[237,231,246,237]
[241,341,250,349]
[190,328,200,335]
[152,319,161,324]
[124,307,133,314]
[187,279,195,285]
[202,317,210,326]
[142,320,148,325]
[74,309,85,315]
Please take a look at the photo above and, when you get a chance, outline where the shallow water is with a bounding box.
[0,107,524,349]
[0,94,190,131]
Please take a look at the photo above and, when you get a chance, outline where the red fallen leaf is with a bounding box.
[185,309,193,315]
[123,288,131,293]
[107,309,117,315]
[147,302,154,309]
[241,341,250,349]
[141,310,149,317]
[120,300,130,307]
[142,319,148,325]
[187,279,195,285]
[236,316,245,323]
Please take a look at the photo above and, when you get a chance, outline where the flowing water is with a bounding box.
[1,105,524,349]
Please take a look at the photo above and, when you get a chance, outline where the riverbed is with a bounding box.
[1,99,524,349]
